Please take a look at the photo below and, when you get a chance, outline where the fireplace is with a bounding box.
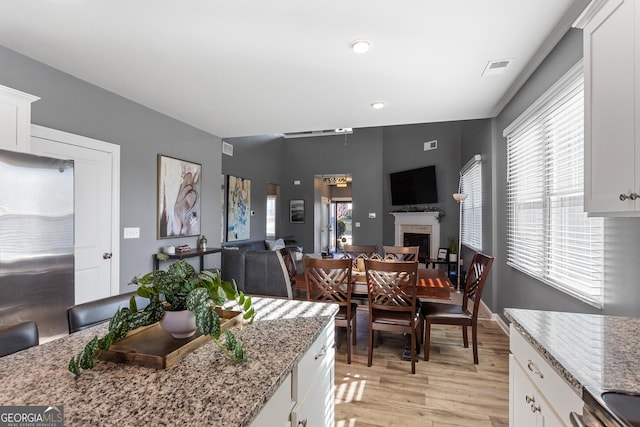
[403,232,430,262]
[390,212,440,263]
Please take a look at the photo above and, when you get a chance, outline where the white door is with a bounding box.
[29,125,120,304]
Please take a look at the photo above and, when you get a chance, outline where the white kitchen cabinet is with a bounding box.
[250,318,335,427]
[510,356,564,427]
[0,85,39,153]
[292,320,335,427]
[582,0,640,215]
[509,325,582,427]
[250,373,294,427]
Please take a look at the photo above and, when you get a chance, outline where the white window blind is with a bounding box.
[460,159,482,251]
[504,60,604,308]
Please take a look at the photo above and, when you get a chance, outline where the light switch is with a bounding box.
[124,227,140,239]
[294,180,301,185]
[368,212,376,219]
[355,222,361,227]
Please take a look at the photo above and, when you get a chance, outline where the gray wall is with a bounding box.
[493,29,640,318]
[0,46,223,292]
[280,127,385,252]
[382,122,464,253]
[224,125,470,255]
[222,135,285,241]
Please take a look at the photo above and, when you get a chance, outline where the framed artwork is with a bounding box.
[290,199,305,224]
[157,154,201,239]
[227,175,251,241]
[437,248,448,260]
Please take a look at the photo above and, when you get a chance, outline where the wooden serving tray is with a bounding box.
[98,309,242,369]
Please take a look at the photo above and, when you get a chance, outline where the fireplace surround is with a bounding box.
[390,212,440,262]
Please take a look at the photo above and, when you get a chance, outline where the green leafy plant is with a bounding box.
[68,258,255,377]
[448,238,458,254]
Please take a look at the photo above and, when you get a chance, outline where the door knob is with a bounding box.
[103,252,112,259]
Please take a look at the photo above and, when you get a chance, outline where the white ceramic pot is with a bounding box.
[449,253,457,263]
[160,310,197,339]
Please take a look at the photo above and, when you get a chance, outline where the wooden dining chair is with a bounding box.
[344,244,380,270]
[304,257,356,363]
[383,245,420,261]
[422,252,494,364]
[0,321,39,357]
[365,259,420,374]
[279,247,306,298]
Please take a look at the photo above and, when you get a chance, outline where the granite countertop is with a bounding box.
[505,308,640,394]
[0,297,338,426]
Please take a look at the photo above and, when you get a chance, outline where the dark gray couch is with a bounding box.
[221,240,302,299]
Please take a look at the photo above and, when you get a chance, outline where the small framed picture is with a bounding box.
[290,199,305,223]
[437,248,448,260]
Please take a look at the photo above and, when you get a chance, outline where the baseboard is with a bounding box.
[480,299,510,336]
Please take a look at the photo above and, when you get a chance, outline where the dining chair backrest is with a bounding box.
[383,245,420,262]
[0,321,39,357]
[461,252,495,317]
[344,245,378,259]
[365,259,418,313]
[67,291,149,334]
[279,247,298,281]
[304,257,353,305]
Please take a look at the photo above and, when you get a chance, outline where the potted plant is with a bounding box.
[68,257,255,377]
[448,238,458,262]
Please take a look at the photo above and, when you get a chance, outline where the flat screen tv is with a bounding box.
[390,165,438,205]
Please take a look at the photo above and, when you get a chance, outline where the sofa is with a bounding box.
[220,239,302,299]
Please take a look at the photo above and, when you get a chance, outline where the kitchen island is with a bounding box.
[505,308,640,426]
[0,297,338,426]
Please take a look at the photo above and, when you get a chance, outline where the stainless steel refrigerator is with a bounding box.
[0,148,74,342]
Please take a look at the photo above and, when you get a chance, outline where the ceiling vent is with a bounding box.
[282,128,353,139]
[482,59,512,76]
[222,141,233,156]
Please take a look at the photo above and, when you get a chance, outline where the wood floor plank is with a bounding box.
[334,309,509,426]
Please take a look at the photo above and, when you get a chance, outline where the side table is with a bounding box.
[154,248,222,272]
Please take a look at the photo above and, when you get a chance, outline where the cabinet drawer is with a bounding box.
[294,319,335,401]
[510,325,582,424]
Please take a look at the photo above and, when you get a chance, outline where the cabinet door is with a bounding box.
[249,373,293,427]
[0,86,38,153]
[291,363,334,427]
[584,0,637,213]
[510,355,537,427]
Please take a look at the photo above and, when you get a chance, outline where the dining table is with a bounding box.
[351,264,454,300]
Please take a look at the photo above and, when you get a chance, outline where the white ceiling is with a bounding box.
[0,0,589,139]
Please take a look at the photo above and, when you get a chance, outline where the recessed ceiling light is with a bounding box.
[371,102,385,110]
[351,39,371,54]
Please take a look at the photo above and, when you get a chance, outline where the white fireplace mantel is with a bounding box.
[390,212,440,260]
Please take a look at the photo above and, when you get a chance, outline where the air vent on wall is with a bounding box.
[482,59,512,76]
[222,141,233,156]
[282,128,353,139]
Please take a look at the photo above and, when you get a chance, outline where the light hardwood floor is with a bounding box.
[333,306,510,427]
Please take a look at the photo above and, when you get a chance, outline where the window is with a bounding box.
[504,60,604,307]
[460,158,482,251]
[266,195,276,238]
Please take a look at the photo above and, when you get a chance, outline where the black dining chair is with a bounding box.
[67,291,149,334]
[0,321,39,357]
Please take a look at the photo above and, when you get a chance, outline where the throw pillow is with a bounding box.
[265,238,286,251]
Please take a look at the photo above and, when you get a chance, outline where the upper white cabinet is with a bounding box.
[581,0,640,215]
[0,85,39,153]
